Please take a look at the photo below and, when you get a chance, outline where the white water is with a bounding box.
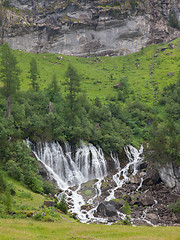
[105,145,143,201]
[26,141,146,224]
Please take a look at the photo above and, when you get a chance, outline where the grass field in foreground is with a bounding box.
[0,219,179,240]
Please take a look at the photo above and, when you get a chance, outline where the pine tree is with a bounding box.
[29,58,39,91]
[0,42,20,119]
[58,193,68,214]
[64,64,81,125]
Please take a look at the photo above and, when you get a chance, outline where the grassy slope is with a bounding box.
[0,219,180,240]
[13,38,180,107]
[0,172,71,222]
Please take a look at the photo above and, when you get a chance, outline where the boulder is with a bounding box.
[158,162,180,194]
[44,201,55,207]
[130,174,141,184]
[139,190,154,206]
[109,199,125,209]
[143,168,160,186]
[97,202,117,217]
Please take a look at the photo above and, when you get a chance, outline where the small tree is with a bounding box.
[123,200,131,225]
[29,58,39,91]
[46,73,61,102]
[58,193,68,214]
[0,42,20,118]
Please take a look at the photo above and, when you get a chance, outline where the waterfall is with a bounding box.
[26,140,147,224]
[26,141,108,189]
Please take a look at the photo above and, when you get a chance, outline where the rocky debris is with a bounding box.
[109,199,125,209]
[0,0,179,56]
[139,190,154,206]
[44,201,55,207]
[143,168,160,186]
[97,202,117,217]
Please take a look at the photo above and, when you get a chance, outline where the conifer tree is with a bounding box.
[0,42,20,119]
[64,64,81,125]
[29,58,39,91]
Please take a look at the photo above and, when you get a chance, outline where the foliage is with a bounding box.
[4,187,12,213]
[168,198,180,214]
[0,42,20,97]
[0,42,20,118]
[0,171,7,193]
[57,193,68,214]
[123,201,131,225]
[29,58,39,91]
[149,77,180,165]
[169,12,180,30]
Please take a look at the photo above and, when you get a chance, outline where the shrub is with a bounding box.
[5,160,22,181]
[43,180,56,195]
[123,201,131,225]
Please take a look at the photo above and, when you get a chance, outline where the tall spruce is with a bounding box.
[29,58,39,91]
[0,42,20,119]
[64,64,81,126]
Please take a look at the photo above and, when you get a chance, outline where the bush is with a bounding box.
[43,180,56,195]
[123,201,131,225]
[5,160,22,181]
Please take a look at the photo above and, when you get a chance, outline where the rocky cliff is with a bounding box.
[0,0,180,56]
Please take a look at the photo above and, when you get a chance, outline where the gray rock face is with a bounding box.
[158,162,180,194]
[0,0,180,56]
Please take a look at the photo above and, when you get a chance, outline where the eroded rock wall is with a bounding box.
[0,0,180,55]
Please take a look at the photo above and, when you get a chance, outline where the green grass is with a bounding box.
[4,37,179,107]
[0,219,179,240]
[0,172,69,221]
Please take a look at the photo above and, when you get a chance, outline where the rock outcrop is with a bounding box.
[0,0,180,56]
[158,162,180,194]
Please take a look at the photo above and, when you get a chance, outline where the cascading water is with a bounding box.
[27,141,107,189]
[26,141,156,225]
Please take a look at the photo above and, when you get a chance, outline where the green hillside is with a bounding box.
[13,38,180,106]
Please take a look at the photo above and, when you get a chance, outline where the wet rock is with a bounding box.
[109,199,125,210]
[81,204,91,211]
[129,194,139,206]
[108,216,117,222]
[139,190,154,206]
[143,168,160,186]
[146,213,158,220]
[130,174,141,184]
[97,202,117,217]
